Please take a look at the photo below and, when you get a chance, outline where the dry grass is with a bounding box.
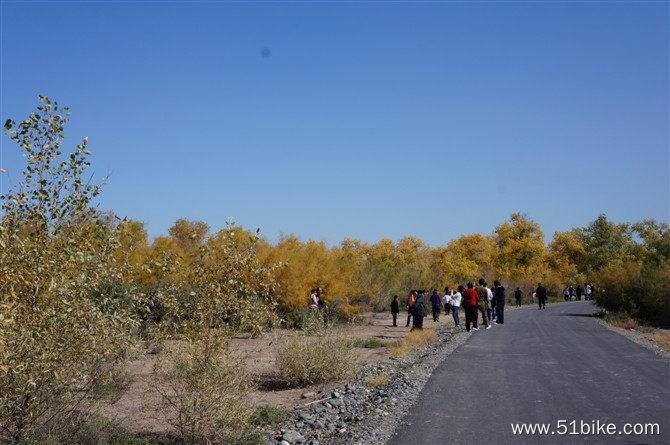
[276,331,356,387]
[606,313,638,330]
[650,331,670,352]
[366,375,391,388]
[389,328,437,358]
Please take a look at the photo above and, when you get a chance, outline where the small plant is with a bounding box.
[276,330,356,387]
[251,405,289,426]
[352,337,387,348]
[367,375,391,388]
[389,329,437,358]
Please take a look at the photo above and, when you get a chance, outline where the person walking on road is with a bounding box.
[536,282,547,309]
[584,283,592,301]
[411,290,428,330]
[443,287,452,316]
[514,287,523,307]
[563,286,570,301]
[430,289,442,322]
[576,284,583,301]
[493,280,505,324]
[463,282,479,332]
[391,295,400,327]
[476,279,492,329]
[451,286,462,327]
[487,281,496,322]
[405,290,416,327]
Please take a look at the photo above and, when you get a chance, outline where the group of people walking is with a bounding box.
[562,283,594,301]
[390,278,509,331]
[389,280,558,331]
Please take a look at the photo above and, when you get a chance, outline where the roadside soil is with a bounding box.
[97,307,459,435]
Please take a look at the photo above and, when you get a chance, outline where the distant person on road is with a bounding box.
[451,286,462,327]
[576,284,583,301]
[430,289,442,322]
[476,279,492,329]
[536,282,547,309]
[411,290,428,330]
[563,286,570,302]
[463,282,479,332]
[391,295,400,327]
[493,280,505,324]
[569,285,575,301]
[443,287,452,316]
[586,283,594,300]
[584,283,591,301]
[405,290,417,327]
[514,287,523,306]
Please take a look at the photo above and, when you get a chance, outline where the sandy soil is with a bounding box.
[97,308,457,435]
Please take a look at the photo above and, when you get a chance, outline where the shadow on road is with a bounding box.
[554,312,600,317]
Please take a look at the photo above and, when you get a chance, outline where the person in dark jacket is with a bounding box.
[576,284,583,301]
[411,290,428,330]
[493,280,505,324]
[514,287,523,307]
[405,290,416,327]
[391,295,400,327]
[536,282,547,309]
[430,289,442,322]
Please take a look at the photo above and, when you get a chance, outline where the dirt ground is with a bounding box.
[97,308,457,435]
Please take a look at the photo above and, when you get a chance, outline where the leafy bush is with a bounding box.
[151,332,254,444]
[275,331,356,387]
[0,97,135,442]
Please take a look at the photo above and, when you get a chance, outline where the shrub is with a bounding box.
[275,331,356,387]
[389,329,437,358]
[151,331,254,444]
[251,405,289,426]
[352,337,387,349]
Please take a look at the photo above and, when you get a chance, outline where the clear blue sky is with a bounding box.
[1,1,668,245]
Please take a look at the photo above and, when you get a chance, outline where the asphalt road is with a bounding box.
[388,301,670,445]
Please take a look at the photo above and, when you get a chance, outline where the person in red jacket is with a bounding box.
[462,282,480,332]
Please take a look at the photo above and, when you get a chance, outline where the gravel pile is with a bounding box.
[268,326,471,445]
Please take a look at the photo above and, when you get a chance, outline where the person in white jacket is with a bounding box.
[443,287,452,316]
[450,286,462,327]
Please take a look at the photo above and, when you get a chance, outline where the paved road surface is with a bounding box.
[388,301,669,445]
